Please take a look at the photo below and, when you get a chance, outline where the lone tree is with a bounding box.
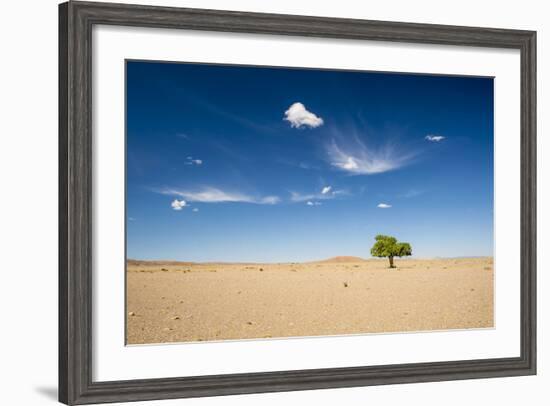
[370,235,412,268]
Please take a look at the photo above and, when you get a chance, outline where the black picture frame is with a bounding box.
[59,1,536,404]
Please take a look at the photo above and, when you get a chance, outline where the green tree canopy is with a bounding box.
[370,235,412,268]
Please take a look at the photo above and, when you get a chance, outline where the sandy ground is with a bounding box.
[126,257,494,344]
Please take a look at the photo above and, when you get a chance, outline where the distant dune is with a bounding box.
[313,256,369,263]
[128,256,370,266]
[127,259,196,267]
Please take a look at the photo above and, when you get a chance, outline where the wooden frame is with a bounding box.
[59,1,536,404]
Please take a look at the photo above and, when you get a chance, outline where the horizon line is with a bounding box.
[127,255,494,265]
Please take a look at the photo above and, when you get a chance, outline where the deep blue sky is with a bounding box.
[126,61,494,262]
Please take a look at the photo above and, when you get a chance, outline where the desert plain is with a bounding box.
[126,256,494,344]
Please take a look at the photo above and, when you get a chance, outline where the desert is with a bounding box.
[126,256,494,345]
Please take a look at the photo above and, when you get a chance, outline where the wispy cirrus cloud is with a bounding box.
[258,195,281,205]
[289,191,318,203]
[306,201,322,206]
[274,158,321,171]
[425,134,445,142]
[178,91,278,135]
[298,162,319,170]
[377,203,392,209]
[284,102,324,129]
[326,136,417,175]
[399,189,423,198]
[159,187,280,205]
[290,186,346,203]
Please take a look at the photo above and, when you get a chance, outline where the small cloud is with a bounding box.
[321,186,332,195]
[185,157,203,165]
[306,201,322,206]
[171,199,187,210]
[425,134,445,142]
[192,208,199,212]
[128,217,135,221]
[284,102,324,129]
[377,203,392,209]
[176,133,190,140]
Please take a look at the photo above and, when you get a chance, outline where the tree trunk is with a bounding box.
[389,256,395,268]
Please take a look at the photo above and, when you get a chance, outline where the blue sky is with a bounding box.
[126,61,494,262]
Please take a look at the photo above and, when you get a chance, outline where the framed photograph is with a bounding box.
[59,1,536,404]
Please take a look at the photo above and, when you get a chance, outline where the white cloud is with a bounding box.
[332,189,348,196]
[159,187,279,205]
[425,134,445,142]
[377,203,392,209]
[185,157,203,165]
[290,187,347,203]
[341,157,359,170]
[326,139,415,175]
[284,102,324,129]
[290,192,316,202]
[306,201,321,206]
[171,199,187,210]
[260,195,281,205]
[192,208,199,212]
